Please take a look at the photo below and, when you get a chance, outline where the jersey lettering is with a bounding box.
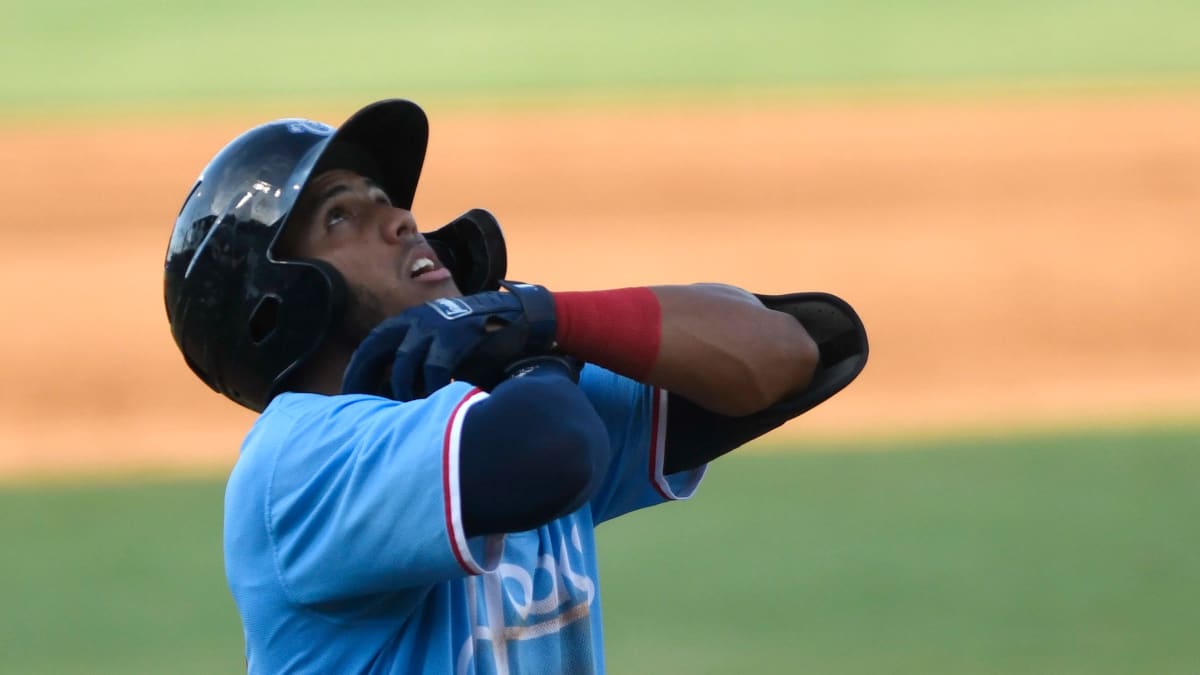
[456,524,596,675]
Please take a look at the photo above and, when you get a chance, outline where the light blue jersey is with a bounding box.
[224,366,706,674]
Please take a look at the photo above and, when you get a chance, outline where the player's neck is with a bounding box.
[286,347,350,397]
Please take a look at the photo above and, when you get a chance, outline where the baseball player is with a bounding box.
[164,99,867,674]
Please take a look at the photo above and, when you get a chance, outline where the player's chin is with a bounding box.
[408,273,462,301]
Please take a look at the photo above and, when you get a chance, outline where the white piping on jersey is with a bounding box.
[445,389,490,574]
[649,387,672,499]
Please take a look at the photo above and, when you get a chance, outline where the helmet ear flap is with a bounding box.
[260,258,348,405]
[249,295,282,344]
[425,208,507,295]
[296,258,349,326]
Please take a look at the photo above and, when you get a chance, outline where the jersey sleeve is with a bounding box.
[579,365,707,525]
[247,385,505,605]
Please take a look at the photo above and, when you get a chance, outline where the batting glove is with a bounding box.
[341,281,561,401]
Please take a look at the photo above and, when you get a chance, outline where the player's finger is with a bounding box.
[341,315,414,395]
[389,327,436,401]
[419,352,456,399]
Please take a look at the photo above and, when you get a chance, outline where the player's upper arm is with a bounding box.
[457,366,613,536]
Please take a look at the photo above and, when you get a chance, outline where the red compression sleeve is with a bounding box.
[552,288,662,380]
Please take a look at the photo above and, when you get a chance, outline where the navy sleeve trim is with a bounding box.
[663,392,796,474]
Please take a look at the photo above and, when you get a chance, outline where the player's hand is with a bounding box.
[341,281,561,401]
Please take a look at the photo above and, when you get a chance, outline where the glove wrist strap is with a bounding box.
[498,281,558,349]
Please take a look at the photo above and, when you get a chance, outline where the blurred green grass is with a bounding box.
[2,0,1199,116]
[1,425,1196,674]
[0,479,236,675]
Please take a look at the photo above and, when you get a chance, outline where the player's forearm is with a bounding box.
[553,284,819,417]
[651,284,818,416]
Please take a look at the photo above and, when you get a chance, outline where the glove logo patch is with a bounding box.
[427,297,473,320]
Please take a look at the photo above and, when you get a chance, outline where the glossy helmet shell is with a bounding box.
[163,100,428,411]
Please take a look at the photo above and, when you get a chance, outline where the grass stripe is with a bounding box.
[2,0,1199,115]
[1,425,1196,673]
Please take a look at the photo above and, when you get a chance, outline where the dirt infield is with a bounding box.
[2,93,1198,478]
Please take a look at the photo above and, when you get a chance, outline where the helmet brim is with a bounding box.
[312,98,429,210]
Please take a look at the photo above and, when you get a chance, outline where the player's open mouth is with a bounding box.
[409,256,452,282]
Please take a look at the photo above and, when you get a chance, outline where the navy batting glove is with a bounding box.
[341,281,559,401]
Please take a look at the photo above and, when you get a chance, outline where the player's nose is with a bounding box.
[380,206,418,244]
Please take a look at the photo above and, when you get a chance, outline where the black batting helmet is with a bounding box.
[164,99,506,412]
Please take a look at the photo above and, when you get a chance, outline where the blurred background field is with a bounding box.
[3,427,1198,673]
[3,0,1200,114]
[1,0,1198,672]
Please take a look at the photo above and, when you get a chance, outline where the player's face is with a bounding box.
[278,169,462,326]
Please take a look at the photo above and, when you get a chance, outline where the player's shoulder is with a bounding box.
[241,385,481,463]
[260,390,381,419]
[227,385,481,514]
[242,392,367,454]
[231,393,373,483]
[254,389,440,432]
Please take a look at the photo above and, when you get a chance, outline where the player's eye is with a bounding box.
[324,205,350,229]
